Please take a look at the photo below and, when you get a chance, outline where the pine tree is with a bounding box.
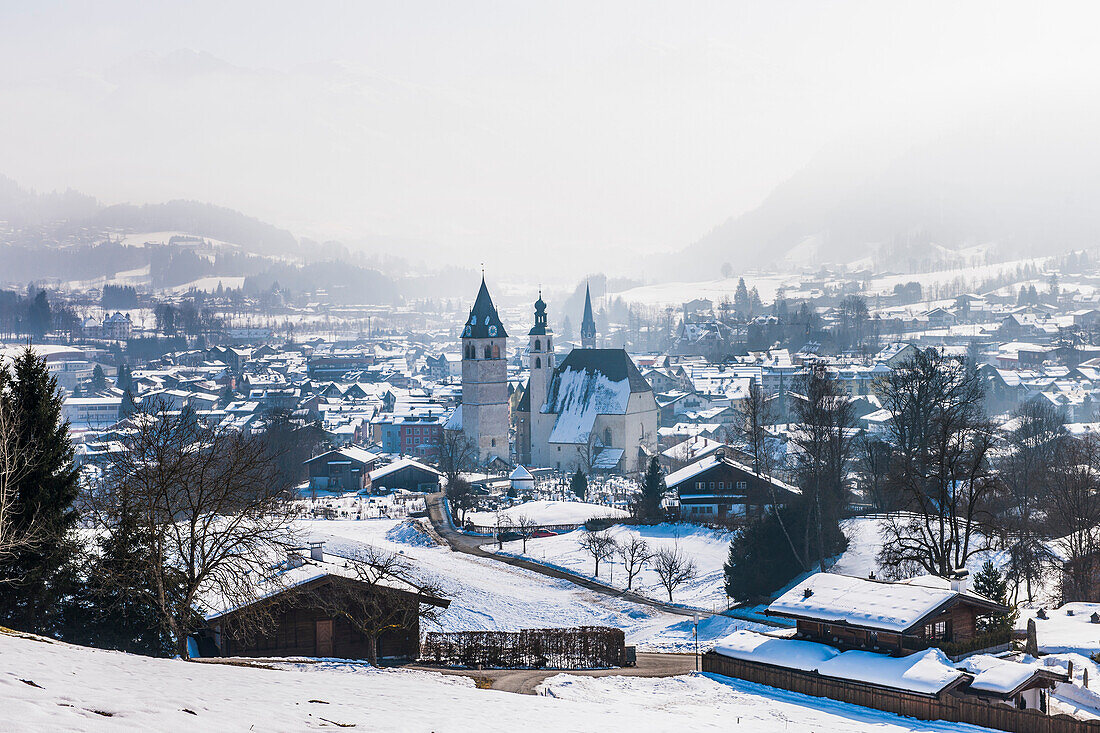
[26,290,51,338]
[972,561,1017,632]
[637,456,665,523]
[734,278,750,318]
[570,469,588,501]
[71,497,179,656]
[120,389,137,418]
[91,365,107,392]
[116,364,133,392]
[0,347,81,633]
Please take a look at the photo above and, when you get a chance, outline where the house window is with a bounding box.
[696,481,704,490]
[718,481,724,490]
[924,620,948,640]
[736,481,747,491]
[709,482,715,490]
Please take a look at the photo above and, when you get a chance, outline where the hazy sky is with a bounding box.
[1,2,1098,278]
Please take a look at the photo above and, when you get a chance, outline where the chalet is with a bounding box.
[768,572,1011,658]
[198,543,449,661]
[665,448,800,521]
[304,446,381,493]
[368,458,442,493]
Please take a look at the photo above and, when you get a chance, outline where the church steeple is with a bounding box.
[463,276,507,340]
[580,283,596,349]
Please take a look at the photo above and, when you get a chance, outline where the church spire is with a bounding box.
[580,282,596,349]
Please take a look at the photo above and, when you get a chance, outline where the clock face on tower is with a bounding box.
[464,325,471,336]
[488,325,497,337]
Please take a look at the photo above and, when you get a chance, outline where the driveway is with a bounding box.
[401,652,699,695]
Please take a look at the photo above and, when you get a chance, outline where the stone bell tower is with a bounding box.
[459,276,510,463]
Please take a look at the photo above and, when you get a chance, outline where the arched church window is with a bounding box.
[484,346,492,360]
[604,426,612,446]
[492,345,500,359]
[535,357,541,368]
[547,337,552,350]
[534,339,541,352]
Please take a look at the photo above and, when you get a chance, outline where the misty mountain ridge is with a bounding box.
[671,110,1100,280]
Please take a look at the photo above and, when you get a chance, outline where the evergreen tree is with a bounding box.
[636,456,665,523]
[0,347,81,633]
[570,469,588,501]
[734,278,751,318]
[91,364,107,392]
[972,561,1017,632]
[26,290,51,338]
[69,497,179,656]
[116,364,133,392]
[120,389,137,418]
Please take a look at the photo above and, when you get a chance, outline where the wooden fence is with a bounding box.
[422,627,625,669]
[702,651,1099,733]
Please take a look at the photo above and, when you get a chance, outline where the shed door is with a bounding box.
[316,619,334,657]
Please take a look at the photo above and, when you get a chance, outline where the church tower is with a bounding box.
[527,291,554,417]
[460,277,510,464]
[580,283,597,349]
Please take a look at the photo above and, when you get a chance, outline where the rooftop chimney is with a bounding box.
[309,541,324,562]
[949,568,969,593]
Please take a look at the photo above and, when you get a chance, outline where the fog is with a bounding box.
[2,1,1099,280]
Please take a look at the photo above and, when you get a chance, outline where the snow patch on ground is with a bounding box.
[466,500,629,527]
[488,523,733,609]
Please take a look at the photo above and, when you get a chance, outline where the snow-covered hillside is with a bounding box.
[465,500,629,527]
[490,523,733,610]
[1,630,1000,732]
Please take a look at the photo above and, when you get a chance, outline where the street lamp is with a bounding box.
[693,612,700,672]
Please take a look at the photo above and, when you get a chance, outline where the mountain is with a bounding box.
[669,107,1100,278]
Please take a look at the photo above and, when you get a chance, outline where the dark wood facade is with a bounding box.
[669,452,800,521]
[203,575,448,661]
[777,595,1008,657]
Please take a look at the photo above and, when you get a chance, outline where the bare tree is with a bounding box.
[297,545,446,665]
[0,403,36,568]
[876,349,997,577]
[437,430,476,487]
[615,535,651,590]
[652,547,697,602]
[515,514,537,554]
[734,380,776,476]
[445,476,475,526]
[578,528,616,577]
[100,401,297,658]
[792,370,856,571]
[1048,435,1100,602]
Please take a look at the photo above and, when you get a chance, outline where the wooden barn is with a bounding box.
[304,446,380,493]
[198,545,449,662]
[369,457,443,493]
[767,572,1011,658]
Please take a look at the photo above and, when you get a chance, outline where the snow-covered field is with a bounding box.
[488,523,733,611]
[465,500,629,527]
[293,518,758,652]
[1,629,1004,732]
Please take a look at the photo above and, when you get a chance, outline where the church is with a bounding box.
[449,276,511,466]
[513,286,658,475]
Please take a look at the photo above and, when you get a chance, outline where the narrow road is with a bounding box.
[400,652,698,695]
[424,492,700,619]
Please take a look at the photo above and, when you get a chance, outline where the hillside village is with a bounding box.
[5,250,1100,730]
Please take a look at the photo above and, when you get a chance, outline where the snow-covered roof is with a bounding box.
[958,655,1064,696]
[768,572,1002,633]
[713,630,839,672]
[509,465,534,481]
[818,648,965,696]
[712,631,966,696]
[369,458,441,482]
